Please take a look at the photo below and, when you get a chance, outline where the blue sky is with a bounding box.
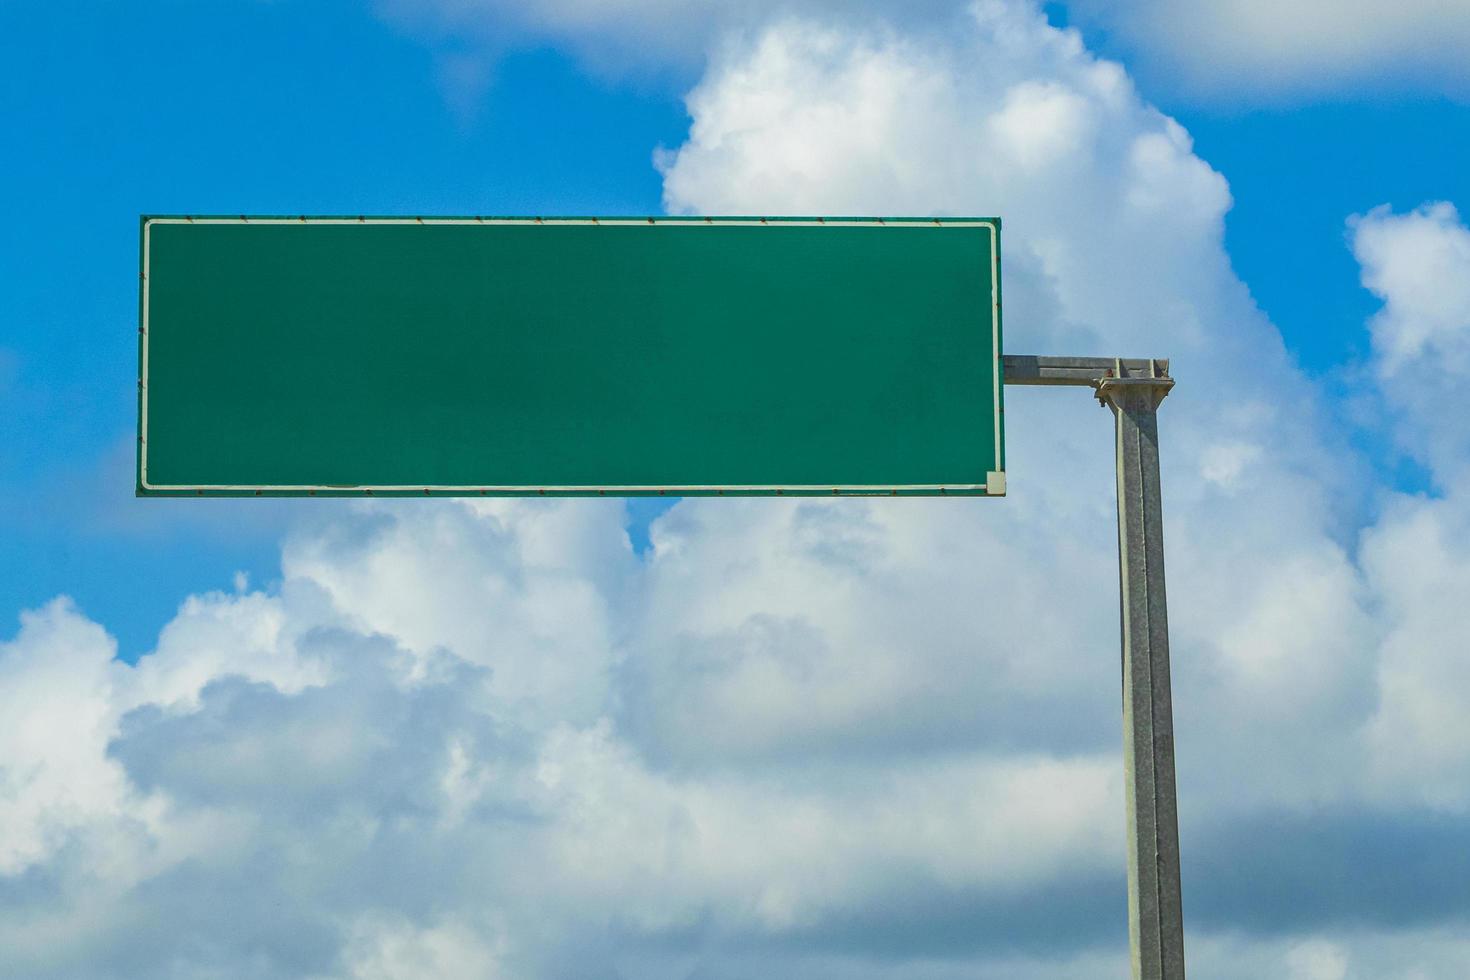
[2,0,691,657]
[4,2,1470,978]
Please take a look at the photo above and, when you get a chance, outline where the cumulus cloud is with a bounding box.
[1354,202,1470,480]
[5,2,1470,978]
[658,1,1383,812]
[1066,0,1470,101]
[0,599,134,876]
[1350,203,1470,816]
[0,504,1130,978]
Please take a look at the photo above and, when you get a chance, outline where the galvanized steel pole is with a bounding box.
[1004,355,1186,979]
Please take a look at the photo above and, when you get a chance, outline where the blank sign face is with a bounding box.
[138,216,1003,497]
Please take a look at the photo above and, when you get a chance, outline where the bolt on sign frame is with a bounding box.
[137,215,1004,497]
[137,216,1186,978]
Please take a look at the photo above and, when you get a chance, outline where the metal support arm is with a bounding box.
[1002,354,1172,389]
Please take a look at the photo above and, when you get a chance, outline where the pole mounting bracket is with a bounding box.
[1093,358,1174,410]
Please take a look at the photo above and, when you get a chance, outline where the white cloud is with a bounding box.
[0,599,133,876]
[1191,927,1470,980]
[657,2,1384,813]
[280,499,632,727]
[1065,0,1470,101]
[6,2,1470,977]
[332,915,507,980]
[0,561,1127,978]
[1287,939,1349,980]
[1351,204,1470,810]
[1353,202,1470,480]
[1356,203,1470,372]
[1362,493,1470,808]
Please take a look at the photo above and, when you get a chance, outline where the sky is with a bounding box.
[2,1,1470,978]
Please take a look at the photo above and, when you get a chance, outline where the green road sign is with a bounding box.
[138,216,1003,497]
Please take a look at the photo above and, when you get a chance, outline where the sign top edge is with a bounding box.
[141,214,1001,227]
